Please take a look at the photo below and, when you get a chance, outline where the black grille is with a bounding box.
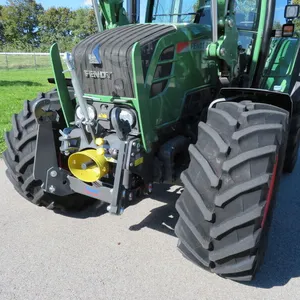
[73,24,176,98]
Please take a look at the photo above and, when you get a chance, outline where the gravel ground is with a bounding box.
[1,157,300,300]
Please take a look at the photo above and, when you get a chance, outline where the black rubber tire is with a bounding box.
[175,100,289,281]
[3,89,96,211]
[283,129,300,173]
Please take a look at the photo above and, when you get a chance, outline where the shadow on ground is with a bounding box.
[128,167,300,288]
[248,158,300,288]
[55,184,181,234]
[54,156,300,288]
[129,185,181,237]
[0,80,42,87]
[54,201,108,219]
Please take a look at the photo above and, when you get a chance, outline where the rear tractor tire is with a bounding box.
[175,100,289,281]
[3,90,95,211]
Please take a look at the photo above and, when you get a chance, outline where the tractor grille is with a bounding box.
[73,24,176,98]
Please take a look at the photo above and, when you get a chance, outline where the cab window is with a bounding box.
[152,0,212,25]
[235,0,260,31]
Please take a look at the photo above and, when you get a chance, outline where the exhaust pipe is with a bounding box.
[92,0,104,32]
[127,0,140,23]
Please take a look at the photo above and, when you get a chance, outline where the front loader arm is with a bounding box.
[97,0,129,29]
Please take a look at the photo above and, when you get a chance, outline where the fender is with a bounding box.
[217,87,293,117]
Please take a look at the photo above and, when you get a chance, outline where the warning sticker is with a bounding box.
[134,157,144,167]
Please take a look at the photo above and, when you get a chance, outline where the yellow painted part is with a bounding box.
[98,113,108,119]
[95,138,105,146]
[134,157,144,167]
[97,148,106,155]
[68,149,109,183]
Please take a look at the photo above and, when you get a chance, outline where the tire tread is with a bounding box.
[176,100,288,281]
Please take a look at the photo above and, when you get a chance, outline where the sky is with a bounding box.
[0,0,287,23]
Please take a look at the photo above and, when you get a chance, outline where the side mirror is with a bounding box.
[282,23,295,37]
[285,5,299,19]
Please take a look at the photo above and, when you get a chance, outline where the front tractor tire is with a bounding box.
[3,90,95,211]
[175,101,289,281]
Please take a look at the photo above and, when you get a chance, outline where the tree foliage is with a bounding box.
[293,0,300,31]
[273,21,282,30]
[71,8,97,44]
[38,7,75,52]
[0,5,4,45]
[1,0,43,49]
[0,1,97,52]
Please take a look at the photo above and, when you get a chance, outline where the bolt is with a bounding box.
[148,183,153,194]
[95,138,105,146]
[133,142,137,147]
[111,149,118,159]
[227,18,233,28]
[131,153,135,157]
[130,163,134,167]
[129,192,134,201]
[220,48,226,56]
[50,170,58,178]
[49,185,56,194]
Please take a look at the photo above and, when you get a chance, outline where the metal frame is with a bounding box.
[92,0,104,32]
[127,0,140,23]
[211,0,218,43]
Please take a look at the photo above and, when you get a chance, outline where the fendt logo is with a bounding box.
[84,70,113,79]
[89,44,102,65]
[85,44,113,79]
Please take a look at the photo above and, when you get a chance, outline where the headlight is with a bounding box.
[119,109,136,127]
[76,105,96,120]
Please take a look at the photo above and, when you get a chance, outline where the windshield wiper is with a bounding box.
[153,12,199,17]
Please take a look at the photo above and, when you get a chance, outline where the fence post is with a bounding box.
[5,54,9,70]
[34,53,37,70]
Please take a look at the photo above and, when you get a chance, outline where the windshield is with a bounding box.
[235,0,260,30]
[152,0,211,24]
[151,0,260,29]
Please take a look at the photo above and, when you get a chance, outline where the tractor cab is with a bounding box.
[141,0,292,88]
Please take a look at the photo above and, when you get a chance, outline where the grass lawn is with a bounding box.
[0,68,54,153]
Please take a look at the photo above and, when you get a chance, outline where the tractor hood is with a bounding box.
[73,24,176,98]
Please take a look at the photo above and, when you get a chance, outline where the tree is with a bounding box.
[293,0,300,31]
[0,2,98,52]
[38,7,97,52]
[38,7,75,52]
[71,8,97,44]
[0,5,4,44]
[273,21,282,30]
[1,0,44,49]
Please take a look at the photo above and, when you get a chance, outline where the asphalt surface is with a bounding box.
[1,157,300,300]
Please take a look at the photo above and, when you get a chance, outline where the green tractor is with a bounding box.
[4,0,300,281]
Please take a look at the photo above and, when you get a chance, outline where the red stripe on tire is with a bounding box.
[261,155,279,228]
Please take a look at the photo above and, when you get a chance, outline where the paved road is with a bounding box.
[1,158,300,300]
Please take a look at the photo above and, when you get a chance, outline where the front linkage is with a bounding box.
[33,52,152,215]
